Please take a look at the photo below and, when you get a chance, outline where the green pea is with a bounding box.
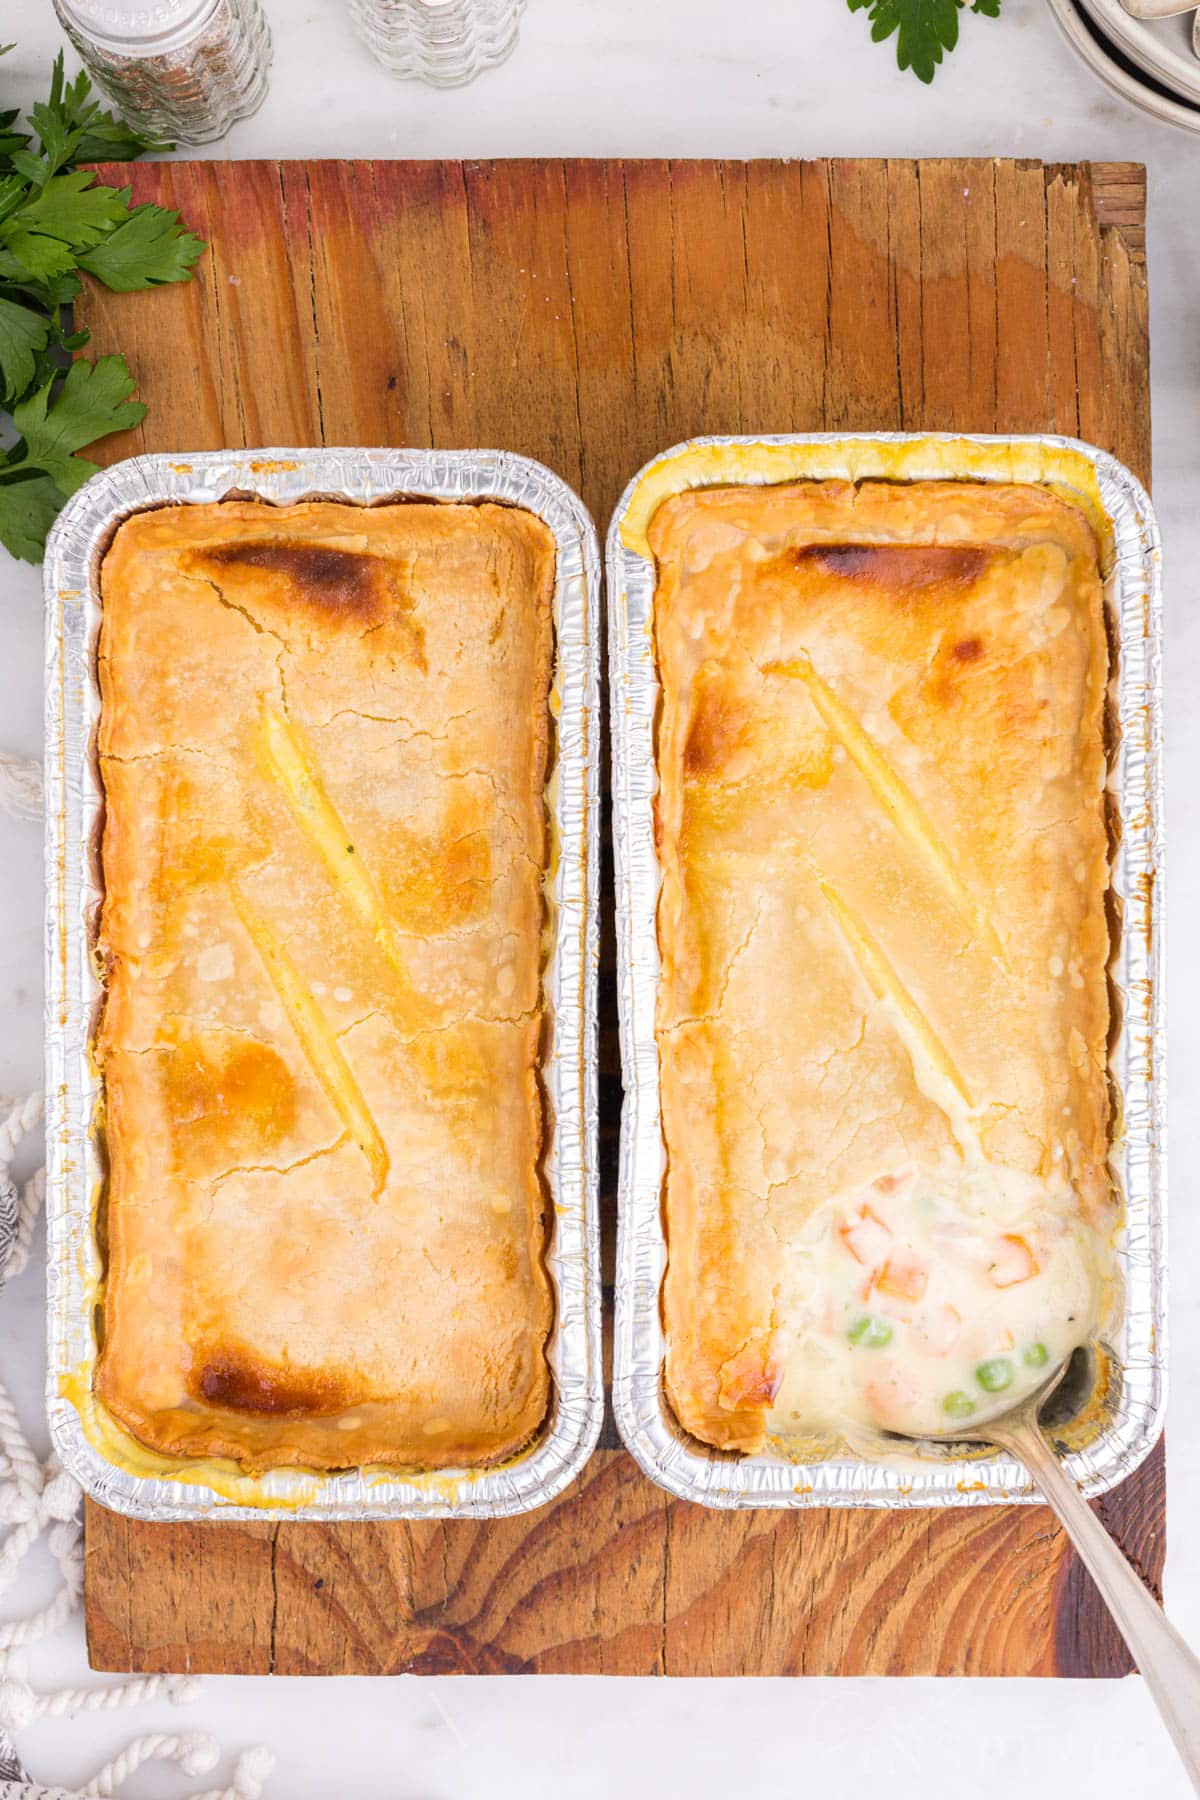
[976,1357,1015,1394]
[847,1315,893,1349]
[1023,1341,1049,1369]
[942,1390,976,1420]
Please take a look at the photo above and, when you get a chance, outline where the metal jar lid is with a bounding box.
[56,0,220,54]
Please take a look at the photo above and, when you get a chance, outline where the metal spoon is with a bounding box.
[1120,0,1198,19]
[1116,0,1200,63]
[898,1350,1200,1792]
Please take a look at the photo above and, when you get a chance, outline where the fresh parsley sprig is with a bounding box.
[847,0,1002,84]
[0,47,206,562]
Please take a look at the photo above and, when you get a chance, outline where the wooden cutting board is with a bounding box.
[78,157,1161,1678]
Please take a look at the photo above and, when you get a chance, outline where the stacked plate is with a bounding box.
[1049,0,1200,130]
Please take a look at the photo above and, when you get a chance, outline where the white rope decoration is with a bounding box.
[78,1737,273,1799]
[0,1674,200,1727]
[0,1092,45,1286]
[0,757,41,825]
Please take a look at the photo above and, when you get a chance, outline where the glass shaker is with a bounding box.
[347,0,527,87]
[52,0,272,145]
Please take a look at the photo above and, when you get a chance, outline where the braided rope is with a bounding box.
[0,1093,46,1286]
[81,1731,218,1796]
[0,1395,39,1504]
[0,1674,199,1725]
[8,1165,44,1286]
[0,757,40,825]
[0,1095,42,1168]
[188,1746,277,1800]
[7,1729,276,1800]
[0,1556,82,1655]
[0,1517,48,1598]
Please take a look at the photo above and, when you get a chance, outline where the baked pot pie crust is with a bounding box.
[650,479,1115,1452]
[96,500,555,1472]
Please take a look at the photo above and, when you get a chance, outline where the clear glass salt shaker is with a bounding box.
[52,0,272,145]
[347,0,527,87]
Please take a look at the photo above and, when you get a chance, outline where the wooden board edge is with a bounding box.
[1090,161,1147,259]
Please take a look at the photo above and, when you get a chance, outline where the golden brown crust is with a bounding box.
[96,500,555,1471]
[650,480,1112,1452]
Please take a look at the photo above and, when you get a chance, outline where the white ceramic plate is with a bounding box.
[1048,0,1200,131]
[1080,0,1200,103]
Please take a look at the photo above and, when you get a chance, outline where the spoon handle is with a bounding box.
[1000,1419,1200,1793]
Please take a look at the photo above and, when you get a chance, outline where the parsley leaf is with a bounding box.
[78,201,206,292]
[0,470,64,562]
[34,56,172,165]
[75,112,172,164]
[0,226,80,282]
[8,170,129,249]
[0,293,49,400]
[25,100,79,181]
[0,122,26,162]
[847,0,1002,82]
[9,355,146,493]
[0,259,82,309]
[0,47,205,562]
[0,175,28,228]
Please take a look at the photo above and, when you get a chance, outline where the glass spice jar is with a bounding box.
[52,0,272,145]
[347,0,527,88]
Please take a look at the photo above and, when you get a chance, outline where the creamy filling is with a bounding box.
[766,1154,1104,1441]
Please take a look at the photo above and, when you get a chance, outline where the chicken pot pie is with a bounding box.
[96,500,555,1472]
[650,479,1115,1452]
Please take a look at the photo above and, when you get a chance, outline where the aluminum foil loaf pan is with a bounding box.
[45,447,602,1520]
[608,432,1165,1509]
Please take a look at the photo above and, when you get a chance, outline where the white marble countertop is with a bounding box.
[2,0,1198,1794]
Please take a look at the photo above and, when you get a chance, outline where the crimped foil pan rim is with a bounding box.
[45,446,603,1521]
[609,430,1166,1508]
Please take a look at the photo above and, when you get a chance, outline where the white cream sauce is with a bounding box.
[767,1151,1103,1439]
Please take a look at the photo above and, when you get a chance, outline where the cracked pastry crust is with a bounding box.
[651,479,1113,1452]
[95,500,555,1472]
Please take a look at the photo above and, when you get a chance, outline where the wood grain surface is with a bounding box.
[77,158,1160,1678]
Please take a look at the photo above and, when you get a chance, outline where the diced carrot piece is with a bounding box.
[989,1234,1039,1288]
[876,1251,928,1304]
[837,1203,892,1268]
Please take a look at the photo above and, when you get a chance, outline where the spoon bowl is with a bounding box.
[878,1343,1094,1456]
[1119,0,1197,19]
